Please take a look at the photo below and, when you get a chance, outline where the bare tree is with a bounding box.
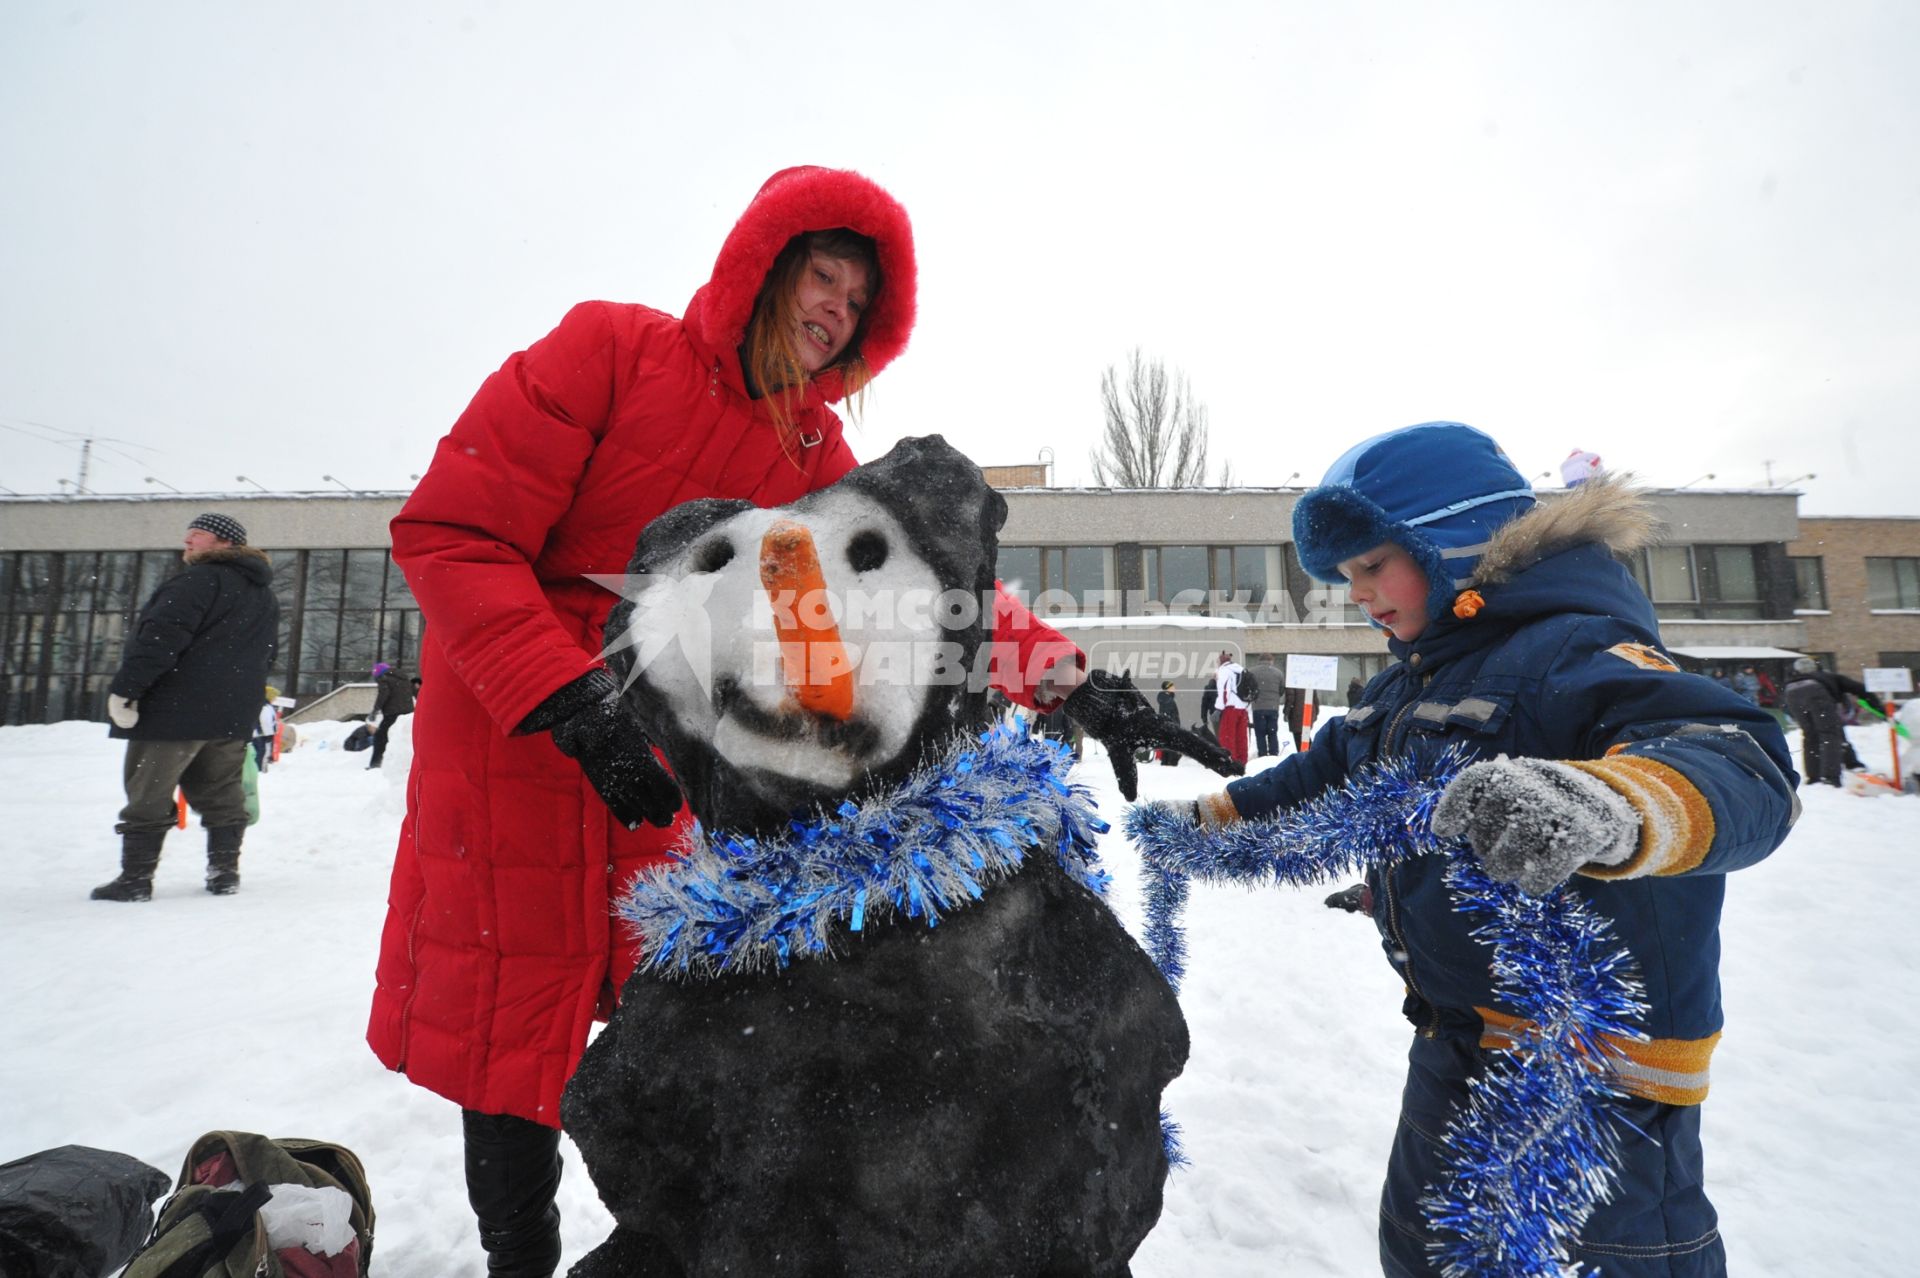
[1090,349,1216,487]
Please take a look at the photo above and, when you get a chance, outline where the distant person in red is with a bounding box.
[1214,650,1251,765]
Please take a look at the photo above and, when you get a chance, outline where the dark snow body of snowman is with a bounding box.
[562,436,1189,1278]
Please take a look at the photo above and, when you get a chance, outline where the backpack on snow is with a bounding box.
[122,1131,374,1278]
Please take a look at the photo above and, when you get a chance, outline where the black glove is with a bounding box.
[520,671,682,830]
[1323,882,1371,914]
[1061,669,1243,801]
[1430,757,1640,897]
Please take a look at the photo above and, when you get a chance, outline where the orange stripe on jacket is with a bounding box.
[1196,791,1242,829]
[1566,754,1717,879]
[1478,1006,1720,1106]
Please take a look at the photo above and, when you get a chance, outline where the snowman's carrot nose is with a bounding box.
[760,519,856,721]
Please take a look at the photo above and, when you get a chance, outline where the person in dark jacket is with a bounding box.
[94,513,279,901]
[1169,423,1798,1276]
[365,661,415,770]
[1248,657,1284,756]
[1156,680,1183,765]
[1782,656,1870,785]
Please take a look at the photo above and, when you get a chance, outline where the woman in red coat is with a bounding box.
[368,166,1227,1276]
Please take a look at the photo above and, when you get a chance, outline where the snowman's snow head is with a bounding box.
[604,436,1006,834]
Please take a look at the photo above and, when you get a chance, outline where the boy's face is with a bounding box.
[1338,542,1431,643]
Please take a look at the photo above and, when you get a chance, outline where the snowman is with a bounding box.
[561,436,1191,1278]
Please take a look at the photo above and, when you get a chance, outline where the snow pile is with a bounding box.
[1,720,1915,1275]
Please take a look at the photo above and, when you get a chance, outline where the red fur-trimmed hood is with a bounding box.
[682,166,917,404]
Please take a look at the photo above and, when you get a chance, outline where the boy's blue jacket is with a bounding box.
[1223,480,1799,1102]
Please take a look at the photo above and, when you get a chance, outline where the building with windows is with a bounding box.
[1784,516,1920,688]
[0,481,1837,728]
[988,484,1810,720]
[1,493,411,725]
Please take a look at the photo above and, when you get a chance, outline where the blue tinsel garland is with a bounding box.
[1125,745,1649,1278]
[618,719,1110,977]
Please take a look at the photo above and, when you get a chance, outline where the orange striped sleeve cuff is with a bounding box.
[1479,1006,1721,1106]
[1564,754,1716,879]
[1196,791,1242,829]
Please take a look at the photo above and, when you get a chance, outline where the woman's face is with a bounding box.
[1338,541,1432,643]
[792,250,871,374]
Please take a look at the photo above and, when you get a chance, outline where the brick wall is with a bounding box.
[980,464,1049,489]
[1786,517,1920,680]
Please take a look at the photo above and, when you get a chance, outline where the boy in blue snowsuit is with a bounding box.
[1190,423,1798,1275]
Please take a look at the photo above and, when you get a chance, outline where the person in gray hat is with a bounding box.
[1782,655,1871,786]
[92,513,279,901]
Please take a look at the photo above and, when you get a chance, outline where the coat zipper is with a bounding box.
[1380,670,1443,1037]
[393,767,427,1071]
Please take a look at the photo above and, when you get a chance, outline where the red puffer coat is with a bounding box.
[367,167,1077,1126]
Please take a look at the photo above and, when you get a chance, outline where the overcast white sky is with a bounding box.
[3,1,1916,514]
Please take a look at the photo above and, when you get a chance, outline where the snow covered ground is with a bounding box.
[3,716,1916,1276]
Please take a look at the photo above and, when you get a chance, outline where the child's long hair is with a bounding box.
[743,229,881,452]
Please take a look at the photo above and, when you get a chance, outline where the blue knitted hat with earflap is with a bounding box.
[1291,422,1536,625]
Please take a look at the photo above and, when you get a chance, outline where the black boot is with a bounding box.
[483,1202,561,1278]
[465,1110,564,1278]
[206,825,244,895]
[92,831,164,902]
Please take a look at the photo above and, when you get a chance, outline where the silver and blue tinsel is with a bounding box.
[618,718,1110,977]
[1126,745,1649,1278]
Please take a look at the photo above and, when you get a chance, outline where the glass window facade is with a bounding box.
[0,548,420,726]
[1142,544,1283,613]
[1640,546,1697,612]
[1628,544,1772,619]
[995,546,1113,614]
[1695,544,1763,619]
[1866,557,1920,610]
[1789,556,1827,610]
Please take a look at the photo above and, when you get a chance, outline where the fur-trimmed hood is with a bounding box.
[183,543,273,585]
[1467,473,1657,590]
[1395,474,1664,663]
[680,166,916,405]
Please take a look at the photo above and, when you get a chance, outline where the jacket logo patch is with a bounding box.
[1607,642,1680,673]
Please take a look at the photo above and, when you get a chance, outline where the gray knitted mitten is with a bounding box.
[1431,757,1640,897]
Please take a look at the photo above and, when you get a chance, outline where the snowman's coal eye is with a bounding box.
[693,539,735,573]
[847,529,889,574]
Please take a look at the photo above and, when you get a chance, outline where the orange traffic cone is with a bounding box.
[174,789,189,830]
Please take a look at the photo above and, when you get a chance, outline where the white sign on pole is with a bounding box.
[1863,667,1914,695]
[1285,653,1341,692]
